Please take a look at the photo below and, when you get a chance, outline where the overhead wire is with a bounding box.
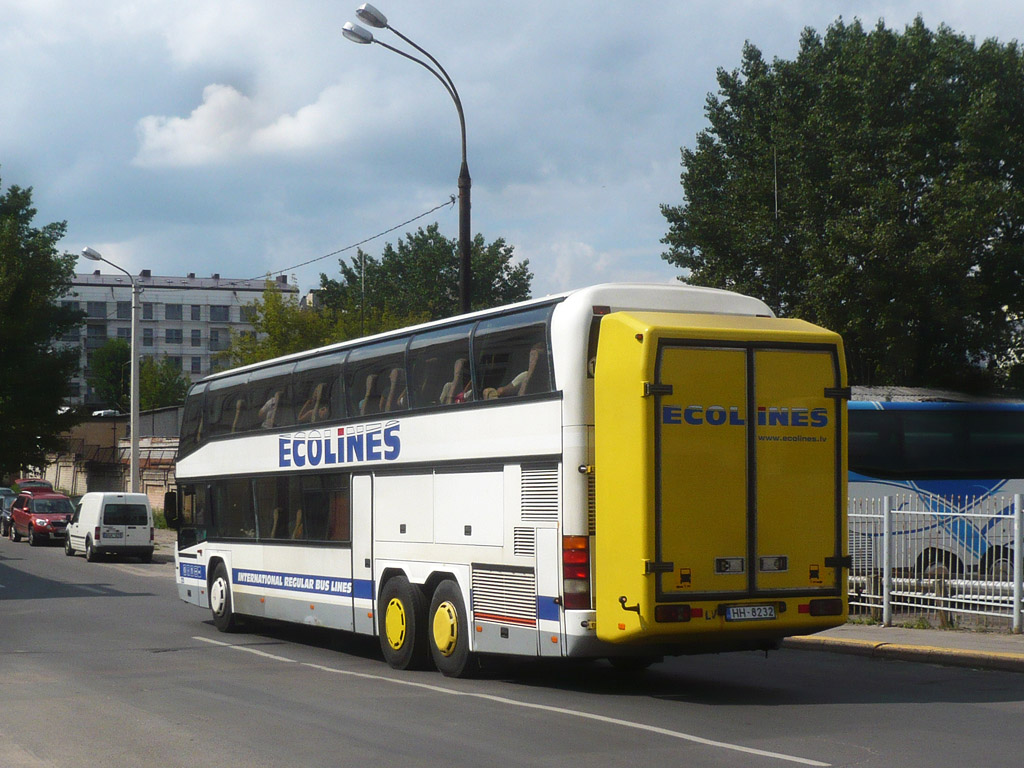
[249,195,456,281]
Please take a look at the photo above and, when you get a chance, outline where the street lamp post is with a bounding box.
[344,3,472,314]
[82,247,140,493]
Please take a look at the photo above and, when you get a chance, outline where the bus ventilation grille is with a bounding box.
[521,463,559,522]
[471,567,538,626]
[513,527,536,558]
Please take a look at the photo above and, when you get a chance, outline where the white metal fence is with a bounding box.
[848,494,1024,632]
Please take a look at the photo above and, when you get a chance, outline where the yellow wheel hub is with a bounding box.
[432,600,459,657]
[384,598,407,651]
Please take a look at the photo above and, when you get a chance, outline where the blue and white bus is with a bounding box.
[848,396,1024,579]
[165,283,850,676]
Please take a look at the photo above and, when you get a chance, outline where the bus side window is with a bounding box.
[474,326,551,399]
[407,324,472,408]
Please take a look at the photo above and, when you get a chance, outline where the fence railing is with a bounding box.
[848,494,1024,632]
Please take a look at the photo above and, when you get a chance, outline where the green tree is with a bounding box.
[86,338,131,411]
[139,356,191,410]
[221,281,343,368]
[0,173,83,475]
[661,17,1024,390]
[318,223,533,335]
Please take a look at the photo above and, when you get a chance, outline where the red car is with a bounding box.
[8,489,74,546]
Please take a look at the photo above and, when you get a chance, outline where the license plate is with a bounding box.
[725,604,776,622]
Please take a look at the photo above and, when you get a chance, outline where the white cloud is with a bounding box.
[134,84,261,168]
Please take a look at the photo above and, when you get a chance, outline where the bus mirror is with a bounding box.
[163,491,180,529]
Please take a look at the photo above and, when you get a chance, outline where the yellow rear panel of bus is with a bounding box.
[593,311,848,648]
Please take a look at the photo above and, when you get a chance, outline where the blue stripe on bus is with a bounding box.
[537,596,560,621]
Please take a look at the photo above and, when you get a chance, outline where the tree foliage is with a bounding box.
[221,281,343,368]
[0,173,83,475]
[318,223,533,336]
[139,356,191,411]
[661,17,1024,390]
[87,338,131,411]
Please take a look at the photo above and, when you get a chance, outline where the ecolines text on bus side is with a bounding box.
[278,421,401,468]
[662,405,829,428]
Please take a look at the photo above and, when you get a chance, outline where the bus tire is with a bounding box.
[428,580,474,678]
[210,563,241,632]
[85,536,98,562]
[378,575,428,670]
[65,536,74,556]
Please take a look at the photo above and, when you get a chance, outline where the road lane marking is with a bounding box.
[194,636,829,766]
[195,635,298,663]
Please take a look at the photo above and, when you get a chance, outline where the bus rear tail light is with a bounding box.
[150,527,155,542]
[562,535,591,610]
[806,598,844,616]
[95,526,101,542]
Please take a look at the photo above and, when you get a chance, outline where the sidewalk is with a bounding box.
[784,622,1024,673]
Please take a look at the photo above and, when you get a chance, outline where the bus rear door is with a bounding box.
[594,311,847,643]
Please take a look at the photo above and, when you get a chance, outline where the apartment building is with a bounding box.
[60,270,297,406]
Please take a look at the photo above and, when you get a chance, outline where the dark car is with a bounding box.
[8,489,74,546]
[0,487,16,537]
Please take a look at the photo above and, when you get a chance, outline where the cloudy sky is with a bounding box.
[2,1,1023,300]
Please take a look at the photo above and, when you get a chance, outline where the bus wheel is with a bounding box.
[65,536,74,556]
[428,580,474,678]
[378,576,428,670]
[210,563,240,632]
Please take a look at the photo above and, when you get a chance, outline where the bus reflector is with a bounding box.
[562,535,591,610]
[654,604,692,623]
[808,598,844,617]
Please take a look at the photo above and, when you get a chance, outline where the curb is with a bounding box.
[782,635,1024,673]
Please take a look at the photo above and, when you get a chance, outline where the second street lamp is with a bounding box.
[81,247,140,494]
[344,4,472,315]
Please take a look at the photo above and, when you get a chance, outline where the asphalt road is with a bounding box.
[2,535,1023,768]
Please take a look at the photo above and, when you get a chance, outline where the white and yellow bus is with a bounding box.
[167,283,849,676]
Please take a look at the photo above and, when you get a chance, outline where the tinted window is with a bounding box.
[206,379,248,437]
[103,503,149,526]
[249,474,350,543]
[210,479,255,539]
[289,353,344,426]
[849,405,1024,479]
[473,307,552,400]
[346,338,408,417]
[408,324,472,408]
[241,363,294,431]
[179,384,207,457]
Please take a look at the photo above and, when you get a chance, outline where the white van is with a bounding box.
[65,492,154,563]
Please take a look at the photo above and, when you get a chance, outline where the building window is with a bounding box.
[191,305,201,321]
[62,300,80,311]
[210,305,230,322]
[166,328,183,344]
[86,301,107,319]
[165,304,183,321]
[210,329,230,351]
[117,301,131,320]
[116,327,131,341]
[191,329,202,347]
[143,328,153,347]
[143,303,154,320]
[191,357,202,374]
[240,305,257,324]
[167,356,182,371]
